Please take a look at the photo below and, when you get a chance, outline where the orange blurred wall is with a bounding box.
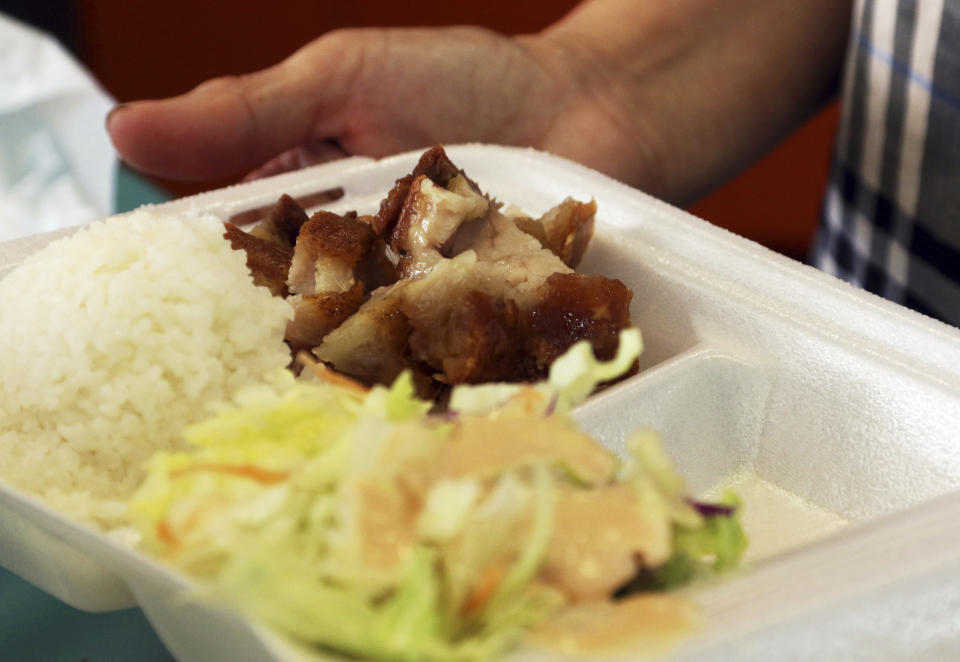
[690,104,838,260]
[76,0,836,260]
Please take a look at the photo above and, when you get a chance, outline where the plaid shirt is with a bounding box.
[812,0,960,327]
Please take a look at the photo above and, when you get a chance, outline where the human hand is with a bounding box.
[106,25,661,192]
[107,1,851,204]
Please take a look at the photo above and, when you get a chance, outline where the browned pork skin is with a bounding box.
[513,198,597,269]
[285,283,366,354]
[524,272,633,369]
[406,290,528,384]
[248,193,311,249]
[285,209,398,353]
[223,223,293,297]
[288,211,379,295]
[390,175,491,279]
[371,145,472,236]
[228,187,344,227]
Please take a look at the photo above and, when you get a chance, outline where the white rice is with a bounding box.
[0,211,294,528]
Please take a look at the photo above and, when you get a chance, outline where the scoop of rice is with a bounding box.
[0,211,293,528]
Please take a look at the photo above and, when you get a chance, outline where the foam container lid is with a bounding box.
[2,144,960,661]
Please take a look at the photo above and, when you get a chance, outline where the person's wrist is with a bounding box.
[524,0,851,205]
[513,26,673,201]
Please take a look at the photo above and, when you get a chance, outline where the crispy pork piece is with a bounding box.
[371,175,413,236]
[316,256,502,388]
[223,223,294,297]
[414,144,467,187]
[229,146,634,400]
[228,187,344,227]
[312,147,632,392]
[448,213,575,307]
[406,290,528,384]
[523,272,633,369]
[316,255,632,389]
[312,287,414,387]
[284,210,397,350]
[248,194,310,249]
[371,145,476,236]
[285,283,365,353]
[512,198,597,269]
[287,211,396,295]
[390,175,490,278]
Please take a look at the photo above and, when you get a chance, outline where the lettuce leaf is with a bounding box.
[448,328,642,415]
[618,490,747,592]
[673,490,748,574]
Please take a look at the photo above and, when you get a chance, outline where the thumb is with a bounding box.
[106,31,364,181]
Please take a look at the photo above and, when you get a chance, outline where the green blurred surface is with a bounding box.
[0,567,176,662]
[0,162,178,662]
[115,162,175,213]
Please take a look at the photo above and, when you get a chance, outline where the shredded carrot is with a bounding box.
[462,564,505,615]
[156,519,179,548]
[515,387,547,415]
[171,463,290,485]
[296,351,369,393]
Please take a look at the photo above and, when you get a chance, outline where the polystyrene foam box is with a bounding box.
[2,145,960,661]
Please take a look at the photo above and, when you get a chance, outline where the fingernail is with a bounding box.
[105,103,129,131]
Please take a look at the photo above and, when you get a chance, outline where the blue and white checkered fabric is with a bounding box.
[812,0,960,326]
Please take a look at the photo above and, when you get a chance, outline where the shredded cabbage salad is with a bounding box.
[129,329,745,661]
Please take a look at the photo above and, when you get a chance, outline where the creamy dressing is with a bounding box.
[525,471,848,657]
[528,593,698,657]
[347,414,672,603]
[350,478,418,570]
[541,484,671,601]
[435,415,619,485]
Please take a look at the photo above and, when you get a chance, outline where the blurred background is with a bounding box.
[9,0,841,259]
[5,0,839,261]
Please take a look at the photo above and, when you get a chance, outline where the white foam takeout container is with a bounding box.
[2,144,960,661]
